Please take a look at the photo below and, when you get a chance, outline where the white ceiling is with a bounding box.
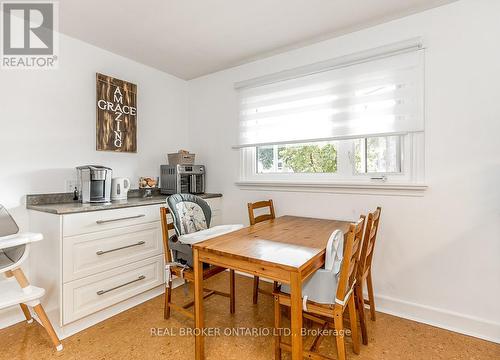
[59,0,455,80]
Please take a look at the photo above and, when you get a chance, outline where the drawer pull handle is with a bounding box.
[96,214,146,224]
[96,241,146,256]
[96,275,146,296]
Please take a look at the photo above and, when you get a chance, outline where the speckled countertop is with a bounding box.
[26,190,222,215]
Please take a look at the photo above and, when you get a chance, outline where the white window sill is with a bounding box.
[235,180,428,197]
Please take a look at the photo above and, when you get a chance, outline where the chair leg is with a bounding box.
[333,310,346,360]
[11,268,29,287]
[11,268,62,351]
[253,276,259,304]
[273,296,281,360]
[366,271,376,321]
[33,304,63,351]
[347,296,360,355]
[355,284,368,345]
[164,283,172,319]
[230,270,235,314]
[20,303,33,323]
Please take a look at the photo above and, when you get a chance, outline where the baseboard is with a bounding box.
[0,307,27,330]
[3,274,498,345]
[235,271,500,344]
[43,285,167,339]
[1,280,185,334]
[374,294,500,344]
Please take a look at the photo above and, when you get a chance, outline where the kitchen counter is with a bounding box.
[27,189,224,332]
[26,191,222,215]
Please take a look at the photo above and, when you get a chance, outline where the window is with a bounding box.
[354,135,402,174]
[235,40,425,189]
[256,135,404,176]
[257,141,338,174]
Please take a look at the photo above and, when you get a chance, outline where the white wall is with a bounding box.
[188,0,500,342]
[0,34,189,228]
[0,34,188,325]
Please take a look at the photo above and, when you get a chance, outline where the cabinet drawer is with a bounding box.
[63,222,163,282]
[211,210,222,226]
[62,255,164,324]
[63,205,161,236]
[205,198,221,212]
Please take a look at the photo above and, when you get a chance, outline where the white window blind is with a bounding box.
[234,42,424,148]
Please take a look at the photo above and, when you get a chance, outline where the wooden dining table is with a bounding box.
[192,215,352,360]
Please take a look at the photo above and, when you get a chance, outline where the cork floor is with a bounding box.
[0,273,498,360]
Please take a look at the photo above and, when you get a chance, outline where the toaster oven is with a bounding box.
[160,165,205,195]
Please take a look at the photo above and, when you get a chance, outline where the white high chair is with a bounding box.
[274,219,366,360]
[279,229,345,305]
[0,205,62,351]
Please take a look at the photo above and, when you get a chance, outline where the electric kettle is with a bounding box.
[111,177,130,201]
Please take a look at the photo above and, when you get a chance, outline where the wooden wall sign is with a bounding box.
[96,73,137,152]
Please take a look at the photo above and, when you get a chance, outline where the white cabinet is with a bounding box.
[29,197,222,333]
[62,255,164,324]
[63,205,161,237]
[208,197,222,225]
[62,222,163,282]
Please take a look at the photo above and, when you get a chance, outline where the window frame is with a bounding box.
[239,133,424,188]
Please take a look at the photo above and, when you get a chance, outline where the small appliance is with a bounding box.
[76,165,112,203]
[160,164,205,195]
[111,177,131,201]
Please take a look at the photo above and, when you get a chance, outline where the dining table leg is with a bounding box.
[193,248,205,360]
[290,272,303,360]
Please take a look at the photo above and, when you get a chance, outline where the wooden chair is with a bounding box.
[160,207,235,319]
[354,207,382,344]
[273,217,365,360]
[247,200,278,304]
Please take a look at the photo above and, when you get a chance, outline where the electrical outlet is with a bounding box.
[65,180,77,193]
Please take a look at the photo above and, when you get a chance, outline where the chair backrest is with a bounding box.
[167,194,212,236]
[335,217,365,305]
[160,207,175,263]
[0,204,19,237]
[0,204,25,272]
[359,207,382,276]
[247,200,275,225]
[0,245,26,272]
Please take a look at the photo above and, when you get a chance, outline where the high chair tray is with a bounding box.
[0,232,43,249]
[178,224,244,245]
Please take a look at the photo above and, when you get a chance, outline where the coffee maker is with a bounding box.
[76,165,112,203]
